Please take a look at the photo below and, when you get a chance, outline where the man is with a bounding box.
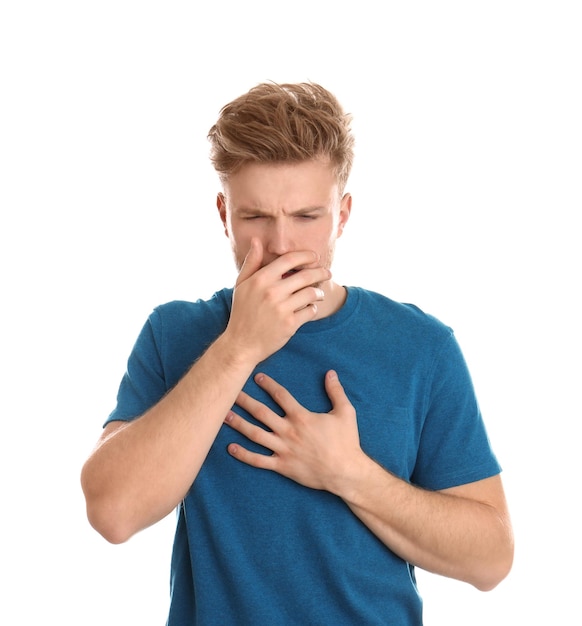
[81,82,513,625]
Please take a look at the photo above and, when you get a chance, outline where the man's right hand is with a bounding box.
[223,238,330,363]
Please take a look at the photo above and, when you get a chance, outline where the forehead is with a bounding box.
[223,160,339,211]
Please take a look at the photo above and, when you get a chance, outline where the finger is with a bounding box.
[227,442,277,470]
[236,237,263,286]
[287,285,325,313]
[264,250,321,281]
[282,265,331,291]
[224,410,277,448]
[325,370,353,413]
[235,390,285,432]
[292,301,320,325]
[254,373,304,415]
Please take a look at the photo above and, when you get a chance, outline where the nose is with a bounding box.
[265,219,294,256]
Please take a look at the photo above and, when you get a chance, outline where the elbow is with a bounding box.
[472,534,515,592]
[468,506,515,592]
[472,568,510,592]
[81,467,136,545]
[85,500,135,545]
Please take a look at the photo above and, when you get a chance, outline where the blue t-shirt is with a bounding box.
[107,286,501,625]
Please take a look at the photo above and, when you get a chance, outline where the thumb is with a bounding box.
[325,370,352,414]
[236,238,263,287]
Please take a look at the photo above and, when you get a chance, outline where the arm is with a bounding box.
[81,240,330,544]
[81,335,255,545]
[225,371,514,591]
[338,456,513,591]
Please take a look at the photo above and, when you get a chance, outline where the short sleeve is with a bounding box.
[104,310,167,426]
[411,332,501,490]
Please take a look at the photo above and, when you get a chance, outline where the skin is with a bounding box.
[225,373,513,591]
[217,158,352,321]
[81,158,513,591]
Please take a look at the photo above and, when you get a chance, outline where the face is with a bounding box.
[217,159,351,279]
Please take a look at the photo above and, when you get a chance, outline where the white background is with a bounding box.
[1,1,580,624]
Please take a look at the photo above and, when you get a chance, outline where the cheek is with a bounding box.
[228,232,253,269]
[230,244,245,272]
[231,231,253,254]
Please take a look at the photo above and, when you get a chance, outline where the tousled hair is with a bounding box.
[208,82,354,192]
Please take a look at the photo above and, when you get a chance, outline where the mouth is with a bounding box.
[282,269,300,279]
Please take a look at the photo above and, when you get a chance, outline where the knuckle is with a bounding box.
[272,388,286,405]
[263,285,279,303]
[255,406,271,423]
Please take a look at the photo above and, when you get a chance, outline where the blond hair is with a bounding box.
[208,82,354,191]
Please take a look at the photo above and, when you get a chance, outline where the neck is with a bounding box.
[314,280,346,320]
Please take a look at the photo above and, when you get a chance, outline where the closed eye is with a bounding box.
[242,214,317,221]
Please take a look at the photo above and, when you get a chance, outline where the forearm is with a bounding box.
[81,333,256,543]
[334,455,513,591]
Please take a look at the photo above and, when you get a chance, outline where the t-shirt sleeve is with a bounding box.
[104,310,168,426]
[411,331,501,490]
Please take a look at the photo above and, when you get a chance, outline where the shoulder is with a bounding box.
[151,288,233,326]
[128,289,233,383]
[140,288,233,351]
[349,286,453,341]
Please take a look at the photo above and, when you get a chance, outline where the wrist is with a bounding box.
[212,330,262,372]
[327,450,378,502]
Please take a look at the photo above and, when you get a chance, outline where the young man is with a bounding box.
[81,82,513,624]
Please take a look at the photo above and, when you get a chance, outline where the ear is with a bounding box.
[337,193,352,237]
[217,193,229,237]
